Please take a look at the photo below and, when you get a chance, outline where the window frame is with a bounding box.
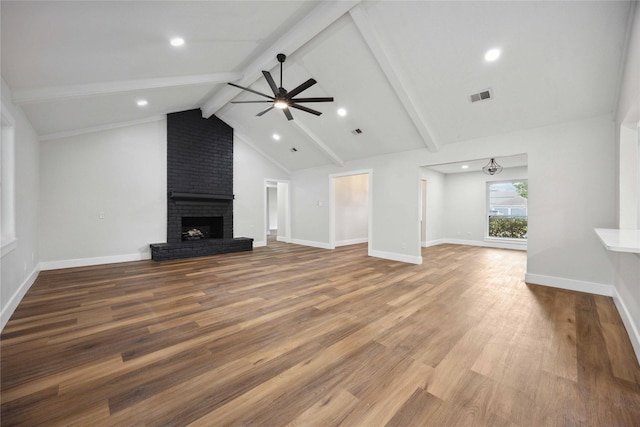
[1,103,17,258]
[485,179,528,243]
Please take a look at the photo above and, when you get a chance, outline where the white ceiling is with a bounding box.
[1,1,634,172]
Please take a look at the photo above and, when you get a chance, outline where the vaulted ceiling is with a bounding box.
[1,1,633,171]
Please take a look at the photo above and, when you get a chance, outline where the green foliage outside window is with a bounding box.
[488,216,528,239]
[513,182,528,199]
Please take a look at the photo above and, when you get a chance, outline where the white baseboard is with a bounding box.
[423,239,445,248]
[524,273,613,296]
[612,287,640,364]
[253,240,267,248]
[335,238,368,247]
[1,265,40,331]
[444,238,527,251]
[526,273,638,364]
[276,236,292,243]
[290,239,331,249]
[369,249,422,265]
[40,252,150,271]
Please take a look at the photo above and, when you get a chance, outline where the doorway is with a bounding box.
[420,179,427,246]
[329,170,372,251]
[265,179,291,245]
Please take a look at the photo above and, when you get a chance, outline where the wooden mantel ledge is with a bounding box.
[169,192,234,201]
[594,228,640,254]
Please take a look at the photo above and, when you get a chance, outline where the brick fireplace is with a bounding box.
[150,109,252,261]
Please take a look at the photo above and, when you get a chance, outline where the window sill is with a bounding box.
[1,237,18,258]
[594,228,640,254]
[484,237,527,245]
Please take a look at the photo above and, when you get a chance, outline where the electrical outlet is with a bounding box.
[99,211,105,219]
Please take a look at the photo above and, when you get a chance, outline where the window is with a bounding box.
[487,180,528,240]
[1,104,17,257]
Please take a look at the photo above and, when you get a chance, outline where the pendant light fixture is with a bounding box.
[482,158,503,175]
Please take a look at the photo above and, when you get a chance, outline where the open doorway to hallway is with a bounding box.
[265,180,290,246]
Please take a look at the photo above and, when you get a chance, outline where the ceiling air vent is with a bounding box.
[470,89,493,103]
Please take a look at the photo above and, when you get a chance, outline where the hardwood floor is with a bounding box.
[2,242,640,426]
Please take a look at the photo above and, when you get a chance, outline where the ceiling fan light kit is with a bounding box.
[228,53,334,121]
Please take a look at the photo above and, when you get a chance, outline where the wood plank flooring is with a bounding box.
[2,242,640,426]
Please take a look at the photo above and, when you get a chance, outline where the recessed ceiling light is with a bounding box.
[272,133,281,141]
[170,37,185,47]
[461,165,469,169]
[484,48,501,62]
[337,108,347,117]
[136,99,148,107]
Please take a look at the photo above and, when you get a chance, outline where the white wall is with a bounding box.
[267,187,278,231]
[419,168,445,245]
[276,182,290,242]
[39,120,167,268]
[1,79,40,329]
[334,173,369,246]
[36,117,289,265]
[233,138,289,247]
[290,114,616,276]
[612,2,640,361]
[442,167,528,248]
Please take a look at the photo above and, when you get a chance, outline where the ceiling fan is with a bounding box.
[228,53,334,121]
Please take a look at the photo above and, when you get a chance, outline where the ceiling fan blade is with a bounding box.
[256,106,274,117]
[283,108,294,121]
[228,82,274,100]
[231,100,273,104]
[289,97,334,103]
[286,78,317,98]
[262,71,279,96]
[289,103,322,116]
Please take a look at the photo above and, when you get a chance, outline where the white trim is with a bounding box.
[612,0,638,120]
[1,264,40,331]
[369,249,422,265]
[612,286,640,364]
[291,239,331,250]
[39,115,166,141]
[335,238,368,247]
[524,273,613,296]
[265,179,292,245]
[12,72,243,105]
[291,120,344,167]
[422,239,445,248]
[349,5,440,152]
[328,169,373,253]
[1,106,17,248]
[253,240,267,248]
[1,237,18,258]
[231,124,290,173]
[201,1,360,117]
[445,238,527,251]
[40,252,150,271]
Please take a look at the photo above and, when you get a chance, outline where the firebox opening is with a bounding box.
[182,216,223,241]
